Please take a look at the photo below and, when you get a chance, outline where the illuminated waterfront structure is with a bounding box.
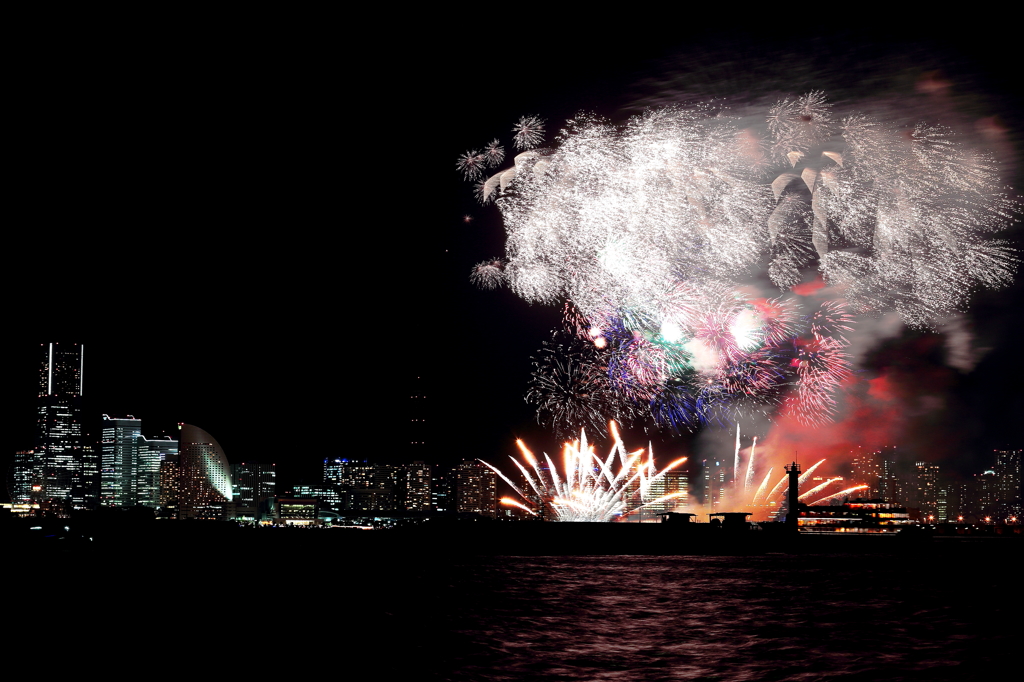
[231,462,276,521]
[798,500,913,533]
[100,415,143,507]
[645,470,689,515]
[177,423,232,520]
[31,342,97,510]
[403,461,432,511]
[701,459,728,512]
[993,449,1021,519]
[849,448,883,498]
[455,460,497,518]
[100,417,177,509]
[9,450,40,504]
[139,435,177,509]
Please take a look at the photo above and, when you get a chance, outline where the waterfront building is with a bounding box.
[993,449,1021,519]
[31,343,96,511]
[455,460,496,518]
[798,499,913,533]
[644,470,689,515]
[324,459,398,511]
[408,375,431,461]
[158,452,180,515]
[177,423,232,520]
[138,435,177,509]
[849,448,883,498]
[701,459,728,512]
[431,468,452,513]
[9,450,41,504]
[910,461,940,516]
[403,461,432,511]
[100,415,143,507]
[231,462,276,521]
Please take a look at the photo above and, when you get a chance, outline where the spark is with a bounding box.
[808,484,869,506]
[512,115,545,150]
[455,149,487,180]
[470,259,506,290]
[482,423,688,522]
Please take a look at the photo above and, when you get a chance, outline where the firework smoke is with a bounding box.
[459,93,1018,431]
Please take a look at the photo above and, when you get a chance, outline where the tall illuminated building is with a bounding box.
[32,342,97,510]
[455,460,496,518]
[993,449,1021,519]
[100,415,143,507]
[138,435,178,509]
[645,470,689,514]
[231,461,276,521]
[177,423,232,520]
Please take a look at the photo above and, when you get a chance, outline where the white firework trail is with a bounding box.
[744,436,758,492]
[480,422,687,522]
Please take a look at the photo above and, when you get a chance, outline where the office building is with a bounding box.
[177,423,232,520]
[455,460,497,518]
[100,415,143,507]
[231,462,276,521]
[645,469,689,514]
[993,449,1021,519]
[31,343,97,510]
[403,461,432,511]
[139,435,178,509]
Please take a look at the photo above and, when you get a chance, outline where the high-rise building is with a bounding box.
[913,461,940,516]
[325,459,398,511]
[9,450,41,504]
[645,469,689,514]
[139,435,178,509]
[403,461,432,511]
[408,375,430,461]
[100,415,143,507]
[850,448,883,498]
[993,449,1021,519]
[231,461,276,521]
[701,459,728,511]
[31,342,97,511]
[455,460,496,518]
[177,423,232,520]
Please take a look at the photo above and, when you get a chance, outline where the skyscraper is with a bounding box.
[231,461,276,522]
[455,460,496,518]
[138,434,178,509]
[177,423,232,520]
[100,415,143,507]
[32,342,96,510]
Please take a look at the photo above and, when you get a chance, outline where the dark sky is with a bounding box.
[7,18,1022,493]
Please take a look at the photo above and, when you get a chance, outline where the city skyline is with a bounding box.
[8,26,1021,504]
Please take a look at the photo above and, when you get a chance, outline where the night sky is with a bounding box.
[7,18,1022,494]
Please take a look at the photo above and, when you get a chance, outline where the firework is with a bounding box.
[512,115,545,150]
[470,259,506,290]
[455,149,487,180]
[526,332,634,438]
[483,138,505,167]
[480,423,687,522]
[461,93,1018,427]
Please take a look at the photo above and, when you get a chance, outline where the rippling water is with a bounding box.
[375,542,1016,681]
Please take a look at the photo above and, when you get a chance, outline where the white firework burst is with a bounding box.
[512,115,546,150]
[470,259,506,289]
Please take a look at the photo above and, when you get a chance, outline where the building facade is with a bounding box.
[100,415,143,507]
[177,423,232,520]
[30,343,97,510]
[455,460,497,518]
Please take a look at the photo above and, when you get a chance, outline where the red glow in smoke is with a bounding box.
[791,276,826,297]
